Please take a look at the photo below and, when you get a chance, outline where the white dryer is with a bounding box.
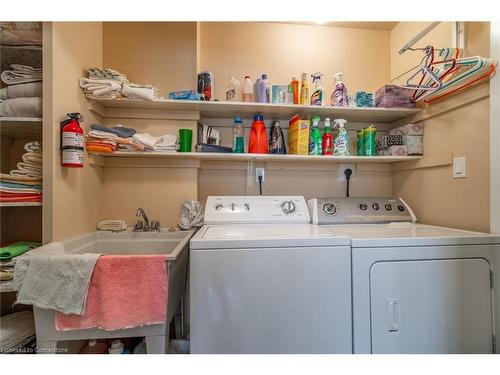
[189,196,352,354]
[309,197,500,354]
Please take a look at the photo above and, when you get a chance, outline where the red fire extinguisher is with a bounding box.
[60,113,84,168]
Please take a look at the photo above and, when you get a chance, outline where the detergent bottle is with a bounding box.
[322,117,333,155]
[310,73,325,106]
[242,76,254,102]
[290,77,299,104]
[257,74,271,103]
[269,120,287,154]
[331,73,347,107]
[308,115,322,155]
[333,119,350,156]
[249,114,268,154]
[299,72,309,105]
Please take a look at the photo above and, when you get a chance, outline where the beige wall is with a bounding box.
[199,22,391,101]
[391,22,491,232]
[44,22,104,241]
[103,22,197,95]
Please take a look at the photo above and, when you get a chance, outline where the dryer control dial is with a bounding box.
[281,200,296,214]
[322,203,337,216]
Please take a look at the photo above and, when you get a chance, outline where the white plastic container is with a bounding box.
[108,340,124,354]
[226,76,240,102]
[242,76,254,102]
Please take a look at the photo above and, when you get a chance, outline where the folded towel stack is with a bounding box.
[0,22,41,46]
[1,142,43,203]
[86,124,144,153]
[0,66,42,118]
[133,133,179,152]
[79,67,160,101]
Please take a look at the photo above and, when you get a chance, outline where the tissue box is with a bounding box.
[376,134,403,149]
[272,85,293,104]
[375,85,416,108]
[168,90,203,100]
[403,135,423,155]
[355,92,373,107]
[377,145,408,156]
[288,115,310,155]
[390,123,424,136]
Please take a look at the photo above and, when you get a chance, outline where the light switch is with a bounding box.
[453,156,466,178]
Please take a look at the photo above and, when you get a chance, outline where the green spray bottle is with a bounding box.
[308,115,322,155]
[333,119,350,156]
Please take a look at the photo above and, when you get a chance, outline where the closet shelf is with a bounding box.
[87,96,420,123]
[88,151,421,166]
[0,202,42,207]
[0,117,42,139]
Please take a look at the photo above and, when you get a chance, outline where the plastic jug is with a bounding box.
[242,76,254,102]
[249,114,268,154]
[79,339,108,354]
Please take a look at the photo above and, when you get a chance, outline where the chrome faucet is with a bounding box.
[134,208,161,232]
[136,208,150,230]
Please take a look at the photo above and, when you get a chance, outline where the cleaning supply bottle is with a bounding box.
[79,339,108,354]
[333,119,350,156]
[232,117,245,153]
[308,115,322,155]
[226,76,240,102]
[249,114,268,154]
[269,120,287,154]
[257,74,270,103]
[290,77,299,104]
[242,76,254,102]
[331,73,347,107]
[299,72,309,105]
[322,117,333,155]
[310,73,325,106]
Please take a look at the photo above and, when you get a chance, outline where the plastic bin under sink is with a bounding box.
[32,229,194,354]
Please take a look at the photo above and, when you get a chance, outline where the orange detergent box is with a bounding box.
[288,115,310,155]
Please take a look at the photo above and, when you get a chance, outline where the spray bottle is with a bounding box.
[322,117,333,155]
[299,72,309,105]
[308,115,322,155]
[310,73,325,106]
[333,119,350,156]
[331,73,347,107]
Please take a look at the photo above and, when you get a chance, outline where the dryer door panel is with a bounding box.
[370,258,493,353]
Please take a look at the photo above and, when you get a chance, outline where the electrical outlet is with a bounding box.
[339,164,355,182]
[256,167,265,182]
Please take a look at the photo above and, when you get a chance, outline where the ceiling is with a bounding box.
[283,22,399,30]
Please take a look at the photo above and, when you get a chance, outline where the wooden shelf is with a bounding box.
[0,202,42,207]
[88,151,421,166]
[0,117,42,139]
[87,96,419,123]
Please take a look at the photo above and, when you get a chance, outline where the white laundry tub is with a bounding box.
[32,229,194,354]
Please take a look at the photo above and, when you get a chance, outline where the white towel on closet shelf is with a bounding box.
[1,64,42,85]
[87,67,129,83]
[24,141,41,153]
[132,133,159,149]
[79,78,123,98]
[0,82,42,100]
[122,83,160,101]
[0,97,42,117]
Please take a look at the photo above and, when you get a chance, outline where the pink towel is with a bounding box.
[55,255,168,331]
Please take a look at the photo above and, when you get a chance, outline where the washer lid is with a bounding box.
[190,224,350,249]
[323,223,500,247]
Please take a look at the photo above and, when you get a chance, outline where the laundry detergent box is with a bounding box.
[288,115,310,155]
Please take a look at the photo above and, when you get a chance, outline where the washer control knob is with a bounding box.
[359,204,368,211]
[397,205,406,212]
[281,200,296,214]
[244,203,250,211]
[322,203,337,216]
[372,203,380,211]
[385,204,393,211]
[215,203,223,211]
[230,203,236,211]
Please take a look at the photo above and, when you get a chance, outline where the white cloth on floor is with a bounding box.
[122,83,160,101]
[1,64,42,85]
[0,97,42,117]
[0,82,42,100]
[13,242,101,315]
[79,78,122,98]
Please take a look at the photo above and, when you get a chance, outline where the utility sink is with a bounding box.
[31,228,195,354]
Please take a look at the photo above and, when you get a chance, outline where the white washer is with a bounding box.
[189,196,352,354]
[309,197,500,354]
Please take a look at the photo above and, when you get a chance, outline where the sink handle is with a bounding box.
[133,220,144,231]
[151,220,160,231]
